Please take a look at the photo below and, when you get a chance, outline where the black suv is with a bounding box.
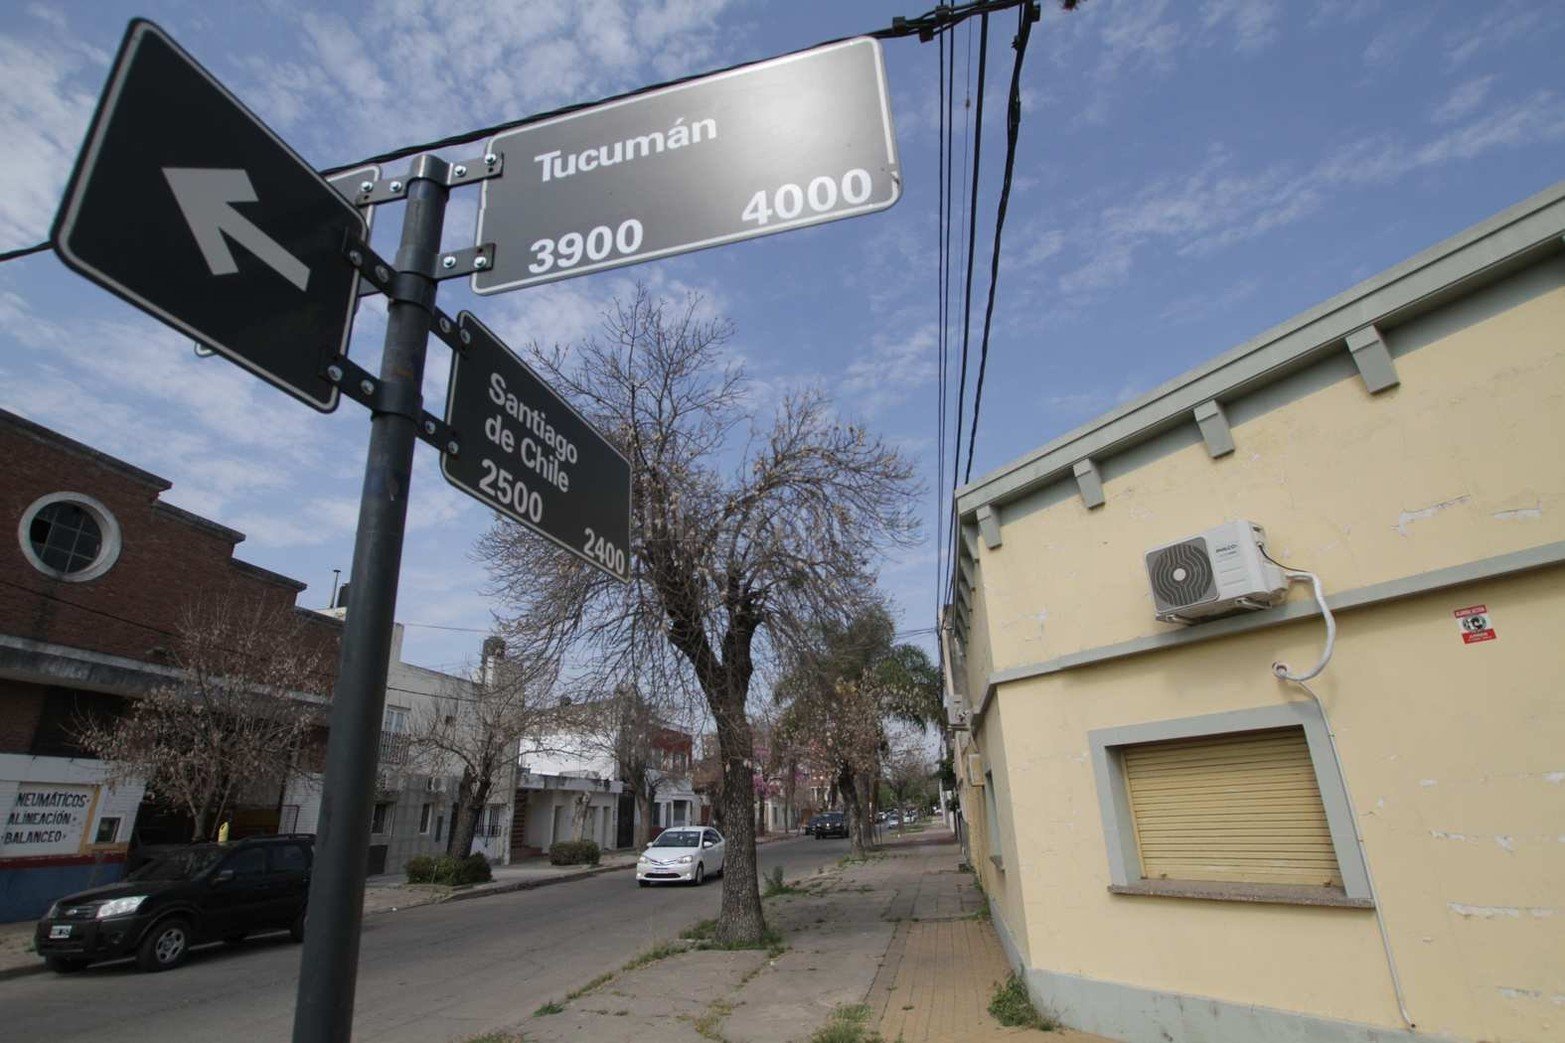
[811,812,848,839]
[34,834,312,973]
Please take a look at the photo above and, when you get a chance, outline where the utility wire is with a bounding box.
[933,27,949,618]
[946,16,988,607]
[963,2,1037,482]
[0,1,1032,265]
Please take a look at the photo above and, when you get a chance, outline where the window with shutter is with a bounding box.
[1121,727,1341,888]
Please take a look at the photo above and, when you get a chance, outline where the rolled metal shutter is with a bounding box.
[1122,727,1341,887]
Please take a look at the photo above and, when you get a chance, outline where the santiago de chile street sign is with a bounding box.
[443,312,631,582]
[473,36,900,294]
[51,19,367,412]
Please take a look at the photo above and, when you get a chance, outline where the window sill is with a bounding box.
[1108,880,1372,909]
[989,854,1005,872]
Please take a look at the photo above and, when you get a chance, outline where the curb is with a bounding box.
[0,959,44,983]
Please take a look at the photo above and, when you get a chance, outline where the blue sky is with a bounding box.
[2,0,1563,674]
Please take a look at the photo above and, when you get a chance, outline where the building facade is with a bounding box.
[946,183,1565,1043]
[0,410,339,919]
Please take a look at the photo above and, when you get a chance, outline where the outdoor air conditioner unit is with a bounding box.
[1145,519,1288,624]
[966,753,985,785]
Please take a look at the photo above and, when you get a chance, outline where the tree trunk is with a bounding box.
[712,704,765,945]
[715,749,764,944]
[633,788,653,849]
[840,766,868,859]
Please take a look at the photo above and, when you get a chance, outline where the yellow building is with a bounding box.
[944,181,1565,1043]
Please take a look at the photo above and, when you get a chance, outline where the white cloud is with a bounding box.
[1202,0,1282,53]
[1432,75,1497,124]
[1447,1,1550,65]
[0,33,103,248]
[840,324,938,416]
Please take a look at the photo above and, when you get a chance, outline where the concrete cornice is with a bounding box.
[955,178,1565,520]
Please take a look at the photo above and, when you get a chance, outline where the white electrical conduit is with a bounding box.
[1270,570,1415,1029]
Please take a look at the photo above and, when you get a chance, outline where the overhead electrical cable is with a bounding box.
[947,15,989,606]
[963,1,1038,482]
[0,0,1033,265]
[934,26,949,614]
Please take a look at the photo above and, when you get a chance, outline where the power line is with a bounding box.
[963,2,1038,482]
[933,27,949,619]
[0,2,1034,266]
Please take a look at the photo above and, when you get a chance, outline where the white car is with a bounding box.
[637,827,726,887]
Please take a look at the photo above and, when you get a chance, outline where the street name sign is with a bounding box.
[442,312,631,581]
[51,19,367,412]
[473,37,899,294]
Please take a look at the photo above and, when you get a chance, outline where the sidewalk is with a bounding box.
[489,827,1117,1043]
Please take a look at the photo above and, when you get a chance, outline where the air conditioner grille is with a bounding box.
[1148,537,1217,611]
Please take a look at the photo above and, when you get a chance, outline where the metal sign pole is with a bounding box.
[293,157,450,1043]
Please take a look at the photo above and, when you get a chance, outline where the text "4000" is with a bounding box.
[478,459,543,523]
[741,169,873,227]
[529,219,644,275]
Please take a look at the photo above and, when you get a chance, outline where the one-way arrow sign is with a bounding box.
[51,19,366,412]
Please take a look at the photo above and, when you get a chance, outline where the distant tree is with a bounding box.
[406,640,559,859]
[77,597,333,842]
[479,287,917,944]
[882,733,935,833]
[779,603,942,856]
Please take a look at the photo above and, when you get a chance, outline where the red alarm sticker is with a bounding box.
[1453,605,1496,644]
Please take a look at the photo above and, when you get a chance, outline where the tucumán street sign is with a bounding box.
[51,19,367,412]
[441,312,631,581]
[473,36,900,294]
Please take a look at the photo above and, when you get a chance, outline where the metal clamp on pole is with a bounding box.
[342,235,437,312]
[352,150,503,206]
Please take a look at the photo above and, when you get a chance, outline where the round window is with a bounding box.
[18,493,122,582]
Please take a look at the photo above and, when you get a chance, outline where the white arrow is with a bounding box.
[162,167,311,291]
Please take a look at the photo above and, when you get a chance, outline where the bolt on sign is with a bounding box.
[442,312,631,580]
[473,37,900,293]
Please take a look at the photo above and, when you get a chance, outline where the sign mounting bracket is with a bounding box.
[322,354,459,455]
[350,151,504,207]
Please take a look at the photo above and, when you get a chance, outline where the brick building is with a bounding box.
[0,409,339,920]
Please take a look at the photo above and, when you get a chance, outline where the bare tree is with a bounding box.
[77,597,334,842]
[479,287,917,943]
[407,641,559,859]
[882,731,935,834]
[778,603,943,856]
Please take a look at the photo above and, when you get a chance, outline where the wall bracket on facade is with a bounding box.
[1193,400,1235,458]
[976,505,1003,549]
[1346,325,1400,393]
[1073,458,1106,509]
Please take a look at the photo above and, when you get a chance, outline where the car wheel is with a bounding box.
[136,917,192,973]
[45,955,89,974]
[692,863,705,887]
[289,909,306,943]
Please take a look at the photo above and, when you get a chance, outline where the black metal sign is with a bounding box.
[51,19,366,412]
[442,312,631,581]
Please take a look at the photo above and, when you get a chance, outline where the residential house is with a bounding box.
[944,182,1565,1043]
[0,410,339,919]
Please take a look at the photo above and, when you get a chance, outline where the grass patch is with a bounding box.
[563,971,614,1003]
[693,998,734,1041]
[532,1000,564,1017]
[681,917,786,956]
[838,851,887,867]
[463,1034,528,1043]
[809,1003,883,1043]
[988,973,1059,1031]
[622,940,686,971]
[762,864,806,898]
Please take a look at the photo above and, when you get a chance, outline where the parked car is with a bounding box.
[812,811,848,839]
[34,834,312,974]
[637,827,726,887]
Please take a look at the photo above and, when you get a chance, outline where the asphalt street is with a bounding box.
[1,834,851,1042]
